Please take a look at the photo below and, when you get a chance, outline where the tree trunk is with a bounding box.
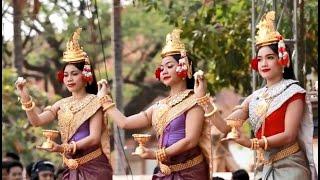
[297,0,306,87]
[12,0,24,76]
[111,0,127,175]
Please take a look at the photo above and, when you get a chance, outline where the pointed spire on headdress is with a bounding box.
[62,28,88,63]
[161,29,186,58]
[255,11,282,48]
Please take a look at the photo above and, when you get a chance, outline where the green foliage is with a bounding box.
[137,0,252,95]
[304,1,318,73]
[2,68,62,166]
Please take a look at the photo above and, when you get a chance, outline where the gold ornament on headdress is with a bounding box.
[255,11,282,48]
[62,28,89,63]
[161,29,186,58]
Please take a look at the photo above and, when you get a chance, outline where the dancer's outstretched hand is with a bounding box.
[230,129,251,148]
[193,70,207,98]
[97,79,111,98]
[15,77,30,100]
[38,140,63,153]
[132,146,156,160]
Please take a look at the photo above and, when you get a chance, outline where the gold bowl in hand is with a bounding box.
[37,129,59,150]
[221,119,245,141]
[132,134,151,155]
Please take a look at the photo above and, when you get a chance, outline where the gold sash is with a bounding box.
[152,91,197,137]
[57,94,111,160]
[152,90,216,179]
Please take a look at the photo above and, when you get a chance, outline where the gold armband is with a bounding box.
[102,103,115,111]
[99,95,113,104]
[70,141,77,154]
[156,148,167,162]
[250,138,260,150]
[21,101,35,111]
[196,94,210,107]
[19,96,32,105]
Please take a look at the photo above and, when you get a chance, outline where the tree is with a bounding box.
[12,0,24,75]
[111,0,128,175]
[137,0,252,95]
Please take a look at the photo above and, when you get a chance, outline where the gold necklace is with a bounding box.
[62,94,94,139]
[154,89,192,134]
[164,89,192,107]
[255,90,272,117]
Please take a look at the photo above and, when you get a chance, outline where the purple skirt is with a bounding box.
[152,147,209,180]
[62,150,113,180]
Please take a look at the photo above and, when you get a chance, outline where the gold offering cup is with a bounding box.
[132,134,151,155]
[37,130,59,150]
[221,119,244,141]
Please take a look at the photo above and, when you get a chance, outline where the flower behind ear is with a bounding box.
[57,70,64,83]
[155,67,161,80]
[251,57,258,71]
[82,64,93,84]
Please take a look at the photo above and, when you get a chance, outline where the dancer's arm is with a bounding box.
[263,97,304,147]
[97,80,152,129]
[72,109,104,150]
[15,77,57,126]
[194,72,251,133]
[105,106,153,129]
[235,94,304,149]
[164,105,205,158]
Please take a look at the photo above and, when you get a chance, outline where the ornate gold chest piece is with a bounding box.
[255,92,271,117]
[58,94,96,142]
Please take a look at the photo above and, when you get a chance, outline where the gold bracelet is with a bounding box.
[70,141,77,154]
[60,144,66,155]
[20,96,32,105]
[67,143,73,153]
[21,97,34,108]
[156,148,167,162]
[21,101,35,111]
[262,136,268,150]
[204,103,217,118]
[254,138,260,150]
[62,143,72,154]
[196,94,210,107]
[251,138,260,150]
[103,103,115,111]
[99,95,113,104]
[61,144,67,154]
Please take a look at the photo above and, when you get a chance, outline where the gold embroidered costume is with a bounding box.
[152,29,211,179]
[53,28,112,178]
[247,11,317,180]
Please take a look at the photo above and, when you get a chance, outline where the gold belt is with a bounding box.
[264,142,300,165]
[62,148,102,170]
[159,154,204,175]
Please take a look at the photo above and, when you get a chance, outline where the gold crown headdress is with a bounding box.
[255,11,282,48]
[62,28,89,63]
[253,11,290,68]
[161,29,186,58]
[62,28,93,83]
[158,29,192,79]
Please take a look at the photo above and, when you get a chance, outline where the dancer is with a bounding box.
[98,29,226,179]
[15,28,113,180]
[196,11,317,180]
